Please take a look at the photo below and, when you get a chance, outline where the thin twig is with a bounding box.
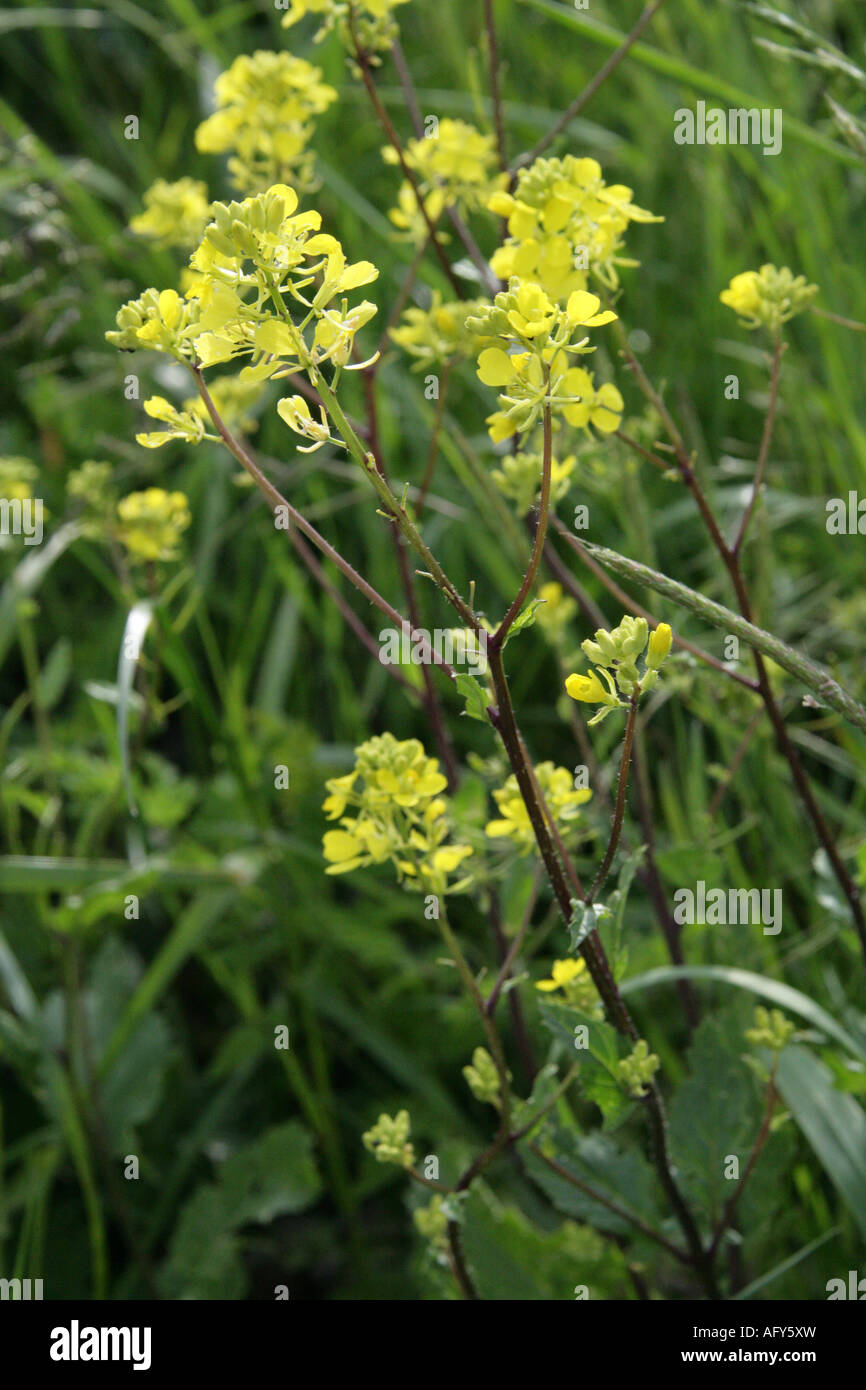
[731,337,784,555]
[514,0,667,170]
[483,0,508,169]
[587,691,639,905]
[492,398,552,647]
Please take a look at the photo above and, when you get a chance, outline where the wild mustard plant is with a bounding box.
[383,118,507,234]
[491,446,576,517]
[485,761,591,850]
[389,294,486,367]
[96,6,862,1306]
[282,0,411,58]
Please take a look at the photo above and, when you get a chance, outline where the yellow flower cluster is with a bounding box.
[565,616,672,725]
[362,1109,414,1168]
[485,760,591,851]
[115,488,191,563]
[389,293,487,368]
[130,178,212,250]
[467,280,623,442]
[720,264,818,334]
[489,155,661,301]
[107,186,379,398]
[384,119,507,238]
[322,733,473,890]
[135,396,211,450]
[195,51,336,194]
[491,446,576,517]
[283,0,411,56]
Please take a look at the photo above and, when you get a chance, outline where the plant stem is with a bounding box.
[492,400,552,647]
[482,0,508,169]
[350,18,463,295]
[526,1142,688,1261]
[587,691,639,905]
[731,337,784,555]
[190,366,459,682]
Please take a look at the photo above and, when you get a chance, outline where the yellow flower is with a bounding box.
[719,271,762,321]
[720,264,818,332]
[646,622,672,669]
[491,449,576,518]
[116,488,191,563]
[135,396,209,449]
[536,958,584,992]
[283,0,411,55]
[277,396,333,452]
[566,614,673,723]
[535,957,600,1013]
[389,294,487,367]
[469,282,623,442]
[564,670,611,704]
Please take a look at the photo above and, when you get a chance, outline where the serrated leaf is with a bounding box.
[668,1017,759,1222]
[159,1185,246,1300]
[461,1181,630,1300]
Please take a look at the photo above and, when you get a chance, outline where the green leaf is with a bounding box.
[775,1045,866,1240]
[159,1185,246,1300]
[503,596,546,645]
[567,899,610,954]
[539,1000,627,1120]
[218,1121,322,1226]
[100,889,234,1077]
[461,1181,630,1300]
[455,672,491,723]
[668,1017,759,1221]
[524,1130,660,1239]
